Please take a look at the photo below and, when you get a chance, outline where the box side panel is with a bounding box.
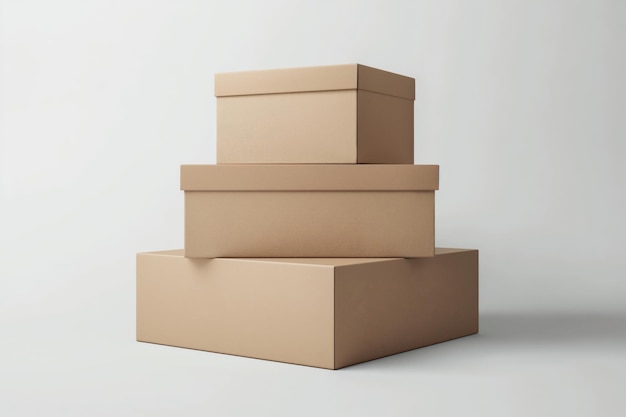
[136,254,335,369]
[357,90,414,164]
[334,250,478,369]
[217,91,357,164]
[357,65,415,100]
[184,190,434,258]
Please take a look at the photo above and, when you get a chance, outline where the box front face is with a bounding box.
[217,90,357,164]
[137,254,335,369]
[184,190,434,258]
[333,250,479,369]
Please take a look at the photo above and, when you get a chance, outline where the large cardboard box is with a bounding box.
[136,248,478,369]
[215,64,415,164]
[181,164,439,258]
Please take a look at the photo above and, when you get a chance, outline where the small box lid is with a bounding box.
[215,64,415,100]
[180,164,438,191]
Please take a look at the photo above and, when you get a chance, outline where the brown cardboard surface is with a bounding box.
[184,190,434,258]
[334,249,479,368]
[136,252,335,368]
[181,164,438,258]
[357,90,414,164]
[180,164,439,191]
[216,64,358,97]
[356,65,416,100]
[215,64,414,99]
[217,91,358,164]
[136,248,479,369]
[215,64,415,164]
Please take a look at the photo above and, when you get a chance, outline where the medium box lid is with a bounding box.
[215,64,415,100]
[138,248,474,266]
[180,164,438,191]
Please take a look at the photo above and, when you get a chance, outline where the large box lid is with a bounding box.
[180,164,438,191]
[215,64,415,100]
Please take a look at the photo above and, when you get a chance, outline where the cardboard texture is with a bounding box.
[136,248,479,369]
[215,64,415,164]
[181,164,439,258]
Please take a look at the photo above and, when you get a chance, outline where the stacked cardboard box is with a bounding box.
[136,64,479,369]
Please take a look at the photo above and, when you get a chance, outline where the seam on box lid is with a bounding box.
[216,87,413,100]
[216,88,355,98]
[357,88,415,101]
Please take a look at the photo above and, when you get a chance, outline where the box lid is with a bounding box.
[138,248,474,266]
[180,164,438,191]
[215,64,415,100]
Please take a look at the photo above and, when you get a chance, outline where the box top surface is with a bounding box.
[180,164,439,191]
[215,64,415,100]
[138,248,476,266]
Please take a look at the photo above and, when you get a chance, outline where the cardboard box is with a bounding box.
[136,248,478,369]
[215,64,415,164]
[181,164,438,258]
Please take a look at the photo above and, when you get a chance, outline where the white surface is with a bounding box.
[1,1,624,415]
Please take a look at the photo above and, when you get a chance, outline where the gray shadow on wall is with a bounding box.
[348,310,626,371]
[478,310,626,346]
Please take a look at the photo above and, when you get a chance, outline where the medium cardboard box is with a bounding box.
[181,164,438,258]
[215,64,415,164]
[136,248,478,369]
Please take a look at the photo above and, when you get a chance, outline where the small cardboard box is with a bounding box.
[181,164,438,258]
[215,64,415,164]
[136,248,478,369]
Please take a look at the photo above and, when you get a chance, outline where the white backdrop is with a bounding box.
[1,1,625,416]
